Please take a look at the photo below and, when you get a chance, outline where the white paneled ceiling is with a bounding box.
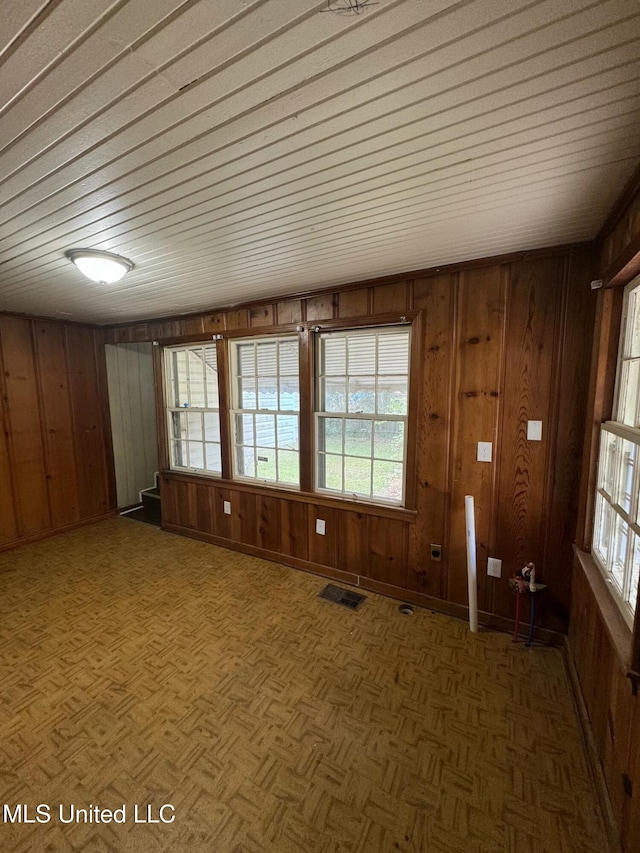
[1,0,639,324]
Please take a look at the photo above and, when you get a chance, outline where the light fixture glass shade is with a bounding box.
[65,249,134,284]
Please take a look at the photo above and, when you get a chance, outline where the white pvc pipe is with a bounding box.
[465,495,479,633]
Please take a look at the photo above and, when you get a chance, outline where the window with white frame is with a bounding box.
[165,344,222,475]
[230,336,300,486]
[593,275,640,626]
[315,326,410,504]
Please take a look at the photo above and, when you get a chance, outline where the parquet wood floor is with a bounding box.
[0,519,610,853]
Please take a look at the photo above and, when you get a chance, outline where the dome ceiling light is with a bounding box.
[65,249,134,284]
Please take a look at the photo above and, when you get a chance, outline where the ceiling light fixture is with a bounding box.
[65,248,134,284]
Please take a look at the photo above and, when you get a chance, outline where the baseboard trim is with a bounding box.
[564,639,623,853]
[0,511,118,554]
[162,521,565,645]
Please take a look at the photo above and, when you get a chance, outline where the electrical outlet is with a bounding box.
[430,544,442,561]
[315,518,326,535]
[477,441,492,463]
[223,500,231,515]
[487,557,502,578]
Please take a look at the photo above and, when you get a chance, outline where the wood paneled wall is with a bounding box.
[106,245,596,639]
[0,314,115,550]
[567,169,640,853]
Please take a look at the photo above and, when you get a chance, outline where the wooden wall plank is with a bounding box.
[257,495,281,552]
[338,511,369,575]
[368,518,407,586]
[448,265,505,610]
[249,305,274,328]
[407,274,455,597]
[338,289,369,318]
[280,499,308,560]
[33,321,80,528]
[492,256,562,623]
[305,293,336,322]
[276,300,302,326]
[0,315,50,535]
[307,504,337,567]
[372,281,409,314]
[0,349,18,544]
[65,325,109,519]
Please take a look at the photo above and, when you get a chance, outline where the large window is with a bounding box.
[165,344,222,474]
[593,276,640,626]
[315,327,410,504]
[230,336,300,487]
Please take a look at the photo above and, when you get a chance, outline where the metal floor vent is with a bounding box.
[317,583,366,611]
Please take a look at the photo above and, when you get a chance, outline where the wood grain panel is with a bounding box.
[225,309,249,331]
[0,361,18,544]
[448,265,505,610]
[182,316,205,336]
[33,321,79,528]
[249,304,274,327]
[0,315,50,535]
[622,695,640,853]
[372,281,409,314]
[65,325,109,519]
[276,300,302,326]
[492,256,562,623]
[201,313,225,334]
[407,274,455,597]
[196,483,215,535]
[307,504,337,567]
[280,499,308,560]
[367,518,407,586]
[602,665,634,829]
[338,288,369,318]
[214,487,232,541]
[305,294,336,322]
[337,511,369,575]
[257,494,281,553]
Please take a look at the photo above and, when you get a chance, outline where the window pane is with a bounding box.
[277,450,299,484]
[373,460,403,501]
[627,290,640,357]
[277,415,298,450]
[172,440,188,468]
[376,376,408,415]
[322,378,346,412]
[322,337,346,375]
[344,419,372,457]
[258,378,278,410]
[378,332,409,374]
[614,439,636,514]
[255,414,276,448]
[204,347,219,408]
[348,335,375,374]
[188,442,204,469]
[344,456,372,497]
[593,493,611,566]
[279,378,300,411]
[320,454,342,491]
[187,412,203,441]
[320,418,343,454]
[236,446,255,478]
[610,513,629,592]
[348,376,375,413]
[189,350,205,407]
[629,534,640,611]
[204,412,220,442]
[172,350,189,407]
[374,420,404,461]
[256,450,276,481]
[171,410,187,440]
[598,431,618,496]
[257,341,277,375]
[238,343,255,375]
[619,360,640,427]
[279,340,299,376]
[205,443,221,473]
[239,377,257,409]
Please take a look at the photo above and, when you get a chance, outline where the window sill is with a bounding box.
[573,545,632,669]
[161,468,417,522]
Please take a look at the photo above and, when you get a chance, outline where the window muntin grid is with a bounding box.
[315,327,410,505]
[230,336,300,487]
[165,344,222,476]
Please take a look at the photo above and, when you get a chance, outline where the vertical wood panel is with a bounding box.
[276,300,302,326]
[305,294,336,322]
[0,315,50,535]
[201,313,225,334]
[33,321,79,528]
[0,345,18,544]
[65,325,109,519]
[338,289,370,318]
[196,484,215,535]
[492,256,562,621]
[407,275,455,597]
[280,499,308,560]
[257,494,281,552]
[225,309,249,330]
[337,511,370,575]
[249,305,274,327]
[448,265,505,610]
[307,504,337,567]
[368,518,407,586]
[372,281,409,314]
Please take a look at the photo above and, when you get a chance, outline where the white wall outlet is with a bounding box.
[527,420,543,441]
[487,557,502,578]
[223,500,231,515]
[477,441,492,463]
[315,518,326,535]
